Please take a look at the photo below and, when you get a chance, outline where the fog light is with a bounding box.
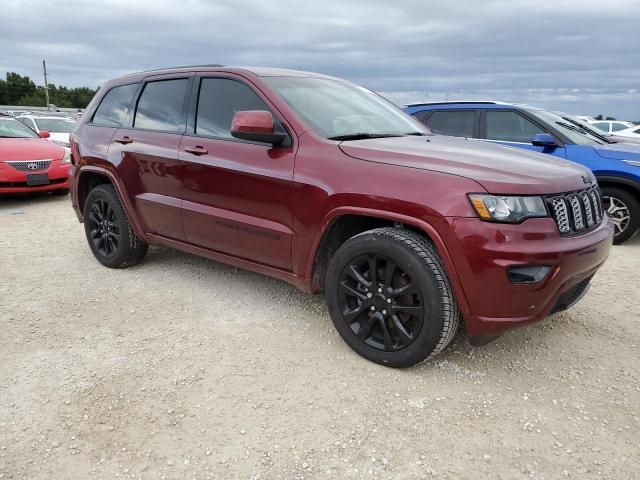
[507,265,551,284]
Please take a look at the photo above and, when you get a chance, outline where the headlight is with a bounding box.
[60,148,72,164]
[468,194,548,223]
[52,139,71,148]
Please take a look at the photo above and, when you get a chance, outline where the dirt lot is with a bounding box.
[1,194,639,480]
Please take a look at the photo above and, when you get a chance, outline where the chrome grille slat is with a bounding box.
[6,160,52,172]
[547,186,602,236]
[581,193,594,227]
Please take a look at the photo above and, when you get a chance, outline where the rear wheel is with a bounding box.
[325,227,460,368]
[601,186,639,244]
[83,184,148,268]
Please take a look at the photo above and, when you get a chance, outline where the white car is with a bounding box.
[16,114,76,148]
[588,119,635,134]
[614,124,640,138]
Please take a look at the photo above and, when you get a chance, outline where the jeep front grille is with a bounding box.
[546,186,603,236]
[6,160,52,172]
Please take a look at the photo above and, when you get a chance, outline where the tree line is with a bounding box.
[0,72,97,108]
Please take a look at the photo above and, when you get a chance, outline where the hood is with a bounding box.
[593,142,640,160]
[339,135,593,195]
[48,132,71,144]
[0,137,65,162]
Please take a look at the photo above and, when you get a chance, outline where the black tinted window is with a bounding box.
[92,83,138,127]
[485,111,544,143]
[425,110,476,137]
[134,79,188,133]
[196,78,269,138]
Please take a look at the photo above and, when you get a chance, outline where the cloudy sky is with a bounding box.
[2,0,639,119]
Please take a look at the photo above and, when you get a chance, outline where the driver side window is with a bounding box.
[485,111,545,143]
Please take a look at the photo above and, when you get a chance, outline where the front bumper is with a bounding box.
[447,216,613,337]
[0,161,71,194]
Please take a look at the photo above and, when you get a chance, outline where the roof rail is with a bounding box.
[126,64,225,76]
[405,101,505,107]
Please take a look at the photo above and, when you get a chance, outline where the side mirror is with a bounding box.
[231,111,285,145]
[39,130,51,139]
[531,133,557,147]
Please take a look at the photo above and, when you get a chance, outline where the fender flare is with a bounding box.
[596,174,640,195]
[306,206,472,320]
[76,165,149,242]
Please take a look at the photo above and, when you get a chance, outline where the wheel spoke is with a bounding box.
[381,319,394,351]
[367,255,379,287]
[346,265,370,288]
[339,281,367,301]
[383,260,397,290]
[357,315,377,340]
[344,303,367,322]
[390,282,418,297]
[390,315,413,342]
[391,304,423,317]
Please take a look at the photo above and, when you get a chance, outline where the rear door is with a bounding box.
[108,74,193,241]
[480,109,566,159]
[179,74,295,270]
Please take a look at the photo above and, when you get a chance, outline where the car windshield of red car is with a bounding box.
[0,117,39,138]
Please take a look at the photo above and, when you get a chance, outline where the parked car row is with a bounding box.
[0,113,71,194]
[404,101,640,244]
[64,66,614,367]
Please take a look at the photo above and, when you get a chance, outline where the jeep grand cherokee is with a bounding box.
[69,66,613,367]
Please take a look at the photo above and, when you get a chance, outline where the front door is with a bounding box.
[180,76,295,270]
[482,109,566,159]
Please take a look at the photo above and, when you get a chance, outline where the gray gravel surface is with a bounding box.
[1,194,639,480]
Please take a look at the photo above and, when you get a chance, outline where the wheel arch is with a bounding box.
[76,166,148,241]
[596,174,640,198]
[308,207,471,319]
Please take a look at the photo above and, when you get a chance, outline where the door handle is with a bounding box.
[114,136,133,144]
[184,145,208,155]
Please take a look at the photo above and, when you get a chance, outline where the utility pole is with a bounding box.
[42,60,49,111]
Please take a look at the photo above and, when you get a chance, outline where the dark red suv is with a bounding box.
[69,66,613,367]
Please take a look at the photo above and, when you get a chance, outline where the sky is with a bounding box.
[1,0,639,119]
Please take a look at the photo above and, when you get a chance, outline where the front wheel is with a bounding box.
[325,227,460,368]
[601,186,639,244]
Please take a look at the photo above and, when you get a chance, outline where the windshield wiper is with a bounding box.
[404,131,428,136]
[328,133,404,141]
[0,135,24,138]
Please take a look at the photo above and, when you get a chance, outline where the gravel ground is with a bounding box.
[1,194,639,480]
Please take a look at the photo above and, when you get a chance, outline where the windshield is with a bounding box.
[34,118,76,133]
[0,117,39,138]
[558,114,613,143]
[264,76,429,140]
[525,109,606,145]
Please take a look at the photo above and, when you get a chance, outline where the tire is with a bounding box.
[83,184,148,268]
[601,186,639,245]
[325,227,460,368]
[51,188,69,196]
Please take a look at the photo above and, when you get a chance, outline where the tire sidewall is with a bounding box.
[83,186,132,268]
[326,232,446,367]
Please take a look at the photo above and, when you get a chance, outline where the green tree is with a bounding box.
[3,72,37,104]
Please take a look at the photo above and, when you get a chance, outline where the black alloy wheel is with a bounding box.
[337,253,424,352]
[87,197,120,259]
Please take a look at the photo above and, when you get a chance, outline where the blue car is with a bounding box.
[404,101,640,244]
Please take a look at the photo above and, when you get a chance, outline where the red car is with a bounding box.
[69,66,613,367]
[0,113,71,195]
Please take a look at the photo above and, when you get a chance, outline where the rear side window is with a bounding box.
[425,110,476,137]
[611,123,627,132]
[485,111,544,143]
[195,78,269,138]
[92,83,138,127]
[134,79,188,133]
